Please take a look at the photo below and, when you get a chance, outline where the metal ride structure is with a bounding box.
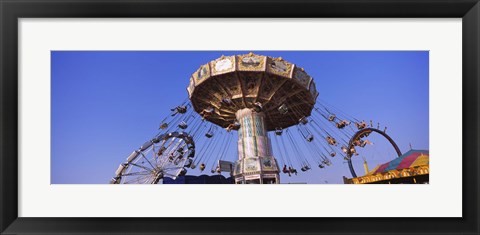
[345,128,402,178]
[188,53,317,184]
[111,52,400,184]
[111,131,195,184]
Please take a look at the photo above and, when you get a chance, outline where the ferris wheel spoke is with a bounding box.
[129,162,154,172]
[123,174,151,184]
[121,171,152,177]
[142,175,154,184]
[139,151,156,170]
[136,174,154,184]
[151,144,160,166]
[162,166,183,171]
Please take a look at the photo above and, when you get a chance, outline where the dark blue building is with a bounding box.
[163,175,234,184]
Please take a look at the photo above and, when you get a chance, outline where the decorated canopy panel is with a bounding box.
[188,53,318,131]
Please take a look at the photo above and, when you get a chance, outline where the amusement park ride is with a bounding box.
[110,53,401,184]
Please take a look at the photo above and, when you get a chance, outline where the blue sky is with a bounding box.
[51,51,429,184]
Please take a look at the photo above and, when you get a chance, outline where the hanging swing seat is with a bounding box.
[178,121,188,129]
[159,122,169,129]
[299,116,308,125]
[356,121,367,130]
[226,122,241,132]
[278,104,288,114]
[326,136,337,145]
[252,102,263,112]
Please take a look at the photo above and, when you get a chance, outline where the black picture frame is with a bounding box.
[1,0,479,234]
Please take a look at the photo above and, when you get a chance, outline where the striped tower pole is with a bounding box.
[233,108,280,184]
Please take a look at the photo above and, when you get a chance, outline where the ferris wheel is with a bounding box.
[110,132,195,184]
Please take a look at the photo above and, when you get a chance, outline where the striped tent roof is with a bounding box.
[368,149,429,175]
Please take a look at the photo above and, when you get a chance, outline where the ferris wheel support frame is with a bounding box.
[111,131,195,184]
[346,127,402,178]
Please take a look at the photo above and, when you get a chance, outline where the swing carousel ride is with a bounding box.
[110,53,401,184]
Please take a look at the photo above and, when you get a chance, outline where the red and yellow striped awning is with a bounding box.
[368,149,429,175]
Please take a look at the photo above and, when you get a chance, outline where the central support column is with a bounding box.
[233,108,280,184]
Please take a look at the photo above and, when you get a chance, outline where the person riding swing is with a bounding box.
[328,114,336,122]
[252,102,263,113]
[200,107,215,119]
[282,165,291,176]
[289,166,298,175]
[171,105,187,116]
[355,120,367,130]
[226,122,241,132]
[326,136,337,146]
[336,120,350,129]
